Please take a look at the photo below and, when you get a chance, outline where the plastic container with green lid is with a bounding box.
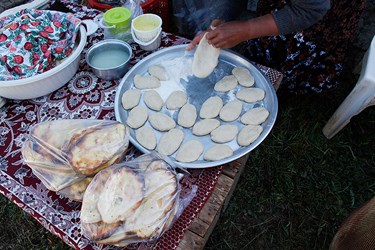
[97,7,132,42]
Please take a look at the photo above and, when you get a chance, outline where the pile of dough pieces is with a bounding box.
[80,154,179,246]
[121,64,270,163]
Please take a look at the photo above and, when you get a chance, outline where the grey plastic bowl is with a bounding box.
[86,39,132,80]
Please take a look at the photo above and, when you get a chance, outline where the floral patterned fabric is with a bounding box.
[240,0,366,94]
[0,9,81,80]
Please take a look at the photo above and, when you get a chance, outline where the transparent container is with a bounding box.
[95,7,132,42]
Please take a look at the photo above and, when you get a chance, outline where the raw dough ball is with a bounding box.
[237,124,263,146]
[166,90,187,110]
[157,128,185,156]
[200,96,223,119]
[133,74,161,89]
[135,125,157,150]
[232,67,254,87]
[210,124,238,143]
[175,140,204,163]
[178,103,197,128]
[148,65,169,81]
[204,144,233,161]
[214,75,238,92]
[192,119,220,136]
[219,99,243,122]
[126,105,148,129]
[241,107,270,125]
[236,87,265,103]
[192,33,220,78]
[121,88,141,110]
[149,113,176,131]
[143,90,163,111]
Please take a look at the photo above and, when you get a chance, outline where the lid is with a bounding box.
[103,7,131,27]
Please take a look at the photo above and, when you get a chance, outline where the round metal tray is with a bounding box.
[114,44,278,168]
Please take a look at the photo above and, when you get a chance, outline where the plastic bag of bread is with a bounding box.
[80,153,195,246]
[21,119,130,201]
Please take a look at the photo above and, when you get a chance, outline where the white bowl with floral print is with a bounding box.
[0,25,87,100]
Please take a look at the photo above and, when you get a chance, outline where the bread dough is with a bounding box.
[240,107,270,125]
[133,74,161,89]
[214,75,238,92]
[200,96,223,119]
[210,124,238,143]
[149,112,176,131]
[236,87,265,103]
[192,118,220,136]
[166,90,187,110]
[126,105,148,129]
[178,103,197,128]
[175,140,203,163]
[121,88,141,110]
[204,144,233,161]
[219,99,243,122]
[232,66,254,87]
[135,125,157,150]
[192,33,220,78]
[157,128,185,156]
[148,65,169,81]
[143,90,163,111]
[237,124,263,146]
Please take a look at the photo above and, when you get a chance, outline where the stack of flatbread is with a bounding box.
[22,119,129,201]
[80,154,179,246]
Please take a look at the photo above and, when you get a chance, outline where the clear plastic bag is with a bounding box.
[122,0,143,19]
[80,153,197,246]
[21,119,130,201]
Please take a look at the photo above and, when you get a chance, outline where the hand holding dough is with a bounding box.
[192,33,220,78]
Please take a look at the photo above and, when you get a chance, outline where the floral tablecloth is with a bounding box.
[0,1,283,249]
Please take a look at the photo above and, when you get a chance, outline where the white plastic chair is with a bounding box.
[323,35,375,139]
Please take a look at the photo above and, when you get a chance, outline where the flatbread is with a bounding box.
[204,144,233,161]
[200,96,223,119]
[210,124,238,143]
[236,88,265,103]
[121,89,141,110]
[126,105,148,129]
[148,65,169,81]
[232,66,254,87]
[192,33,220,78]
[165,90,187,110]
[135,125,157,150]
[157,128,184,156]
[97,167,144,224]
[149,113,176,131]
[143,90,163,111]
[192,118,220,136]
[177,103,197,128]
[175,140,203,163]
[214,75,238,92]
[240,107,270,125]
[237,124,263,146]
[133,74,161,89]
[219,100,243,122]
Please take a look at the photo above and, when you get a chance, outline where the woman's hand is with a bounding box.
[186,19,225,51]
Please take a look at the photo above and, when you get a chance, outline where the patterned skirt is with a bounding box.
[239,0,366,94]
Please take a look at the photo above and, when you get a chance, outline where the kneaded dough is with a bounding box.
[219,100,243,122]
[240,107,270,125]
[192,33,220,78]
[149,113,176,131]
[204,144,233,161]
[166,90,187,110]
[237,124,263,146]
[157,128,184,156]
[210,124,238,143]
[148,65,169,81]
[133,74,161,89]
[232,67,254,87]
[214,75,238,92]
[175,140,203,163]
[236,87,265,103]
[192,118,220,136]
[178,103,197,128]
[126,105,148,129]
[200,96,223,119]
[121,88,141,110]
[143,90,163,111]
[135,125,157,150]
